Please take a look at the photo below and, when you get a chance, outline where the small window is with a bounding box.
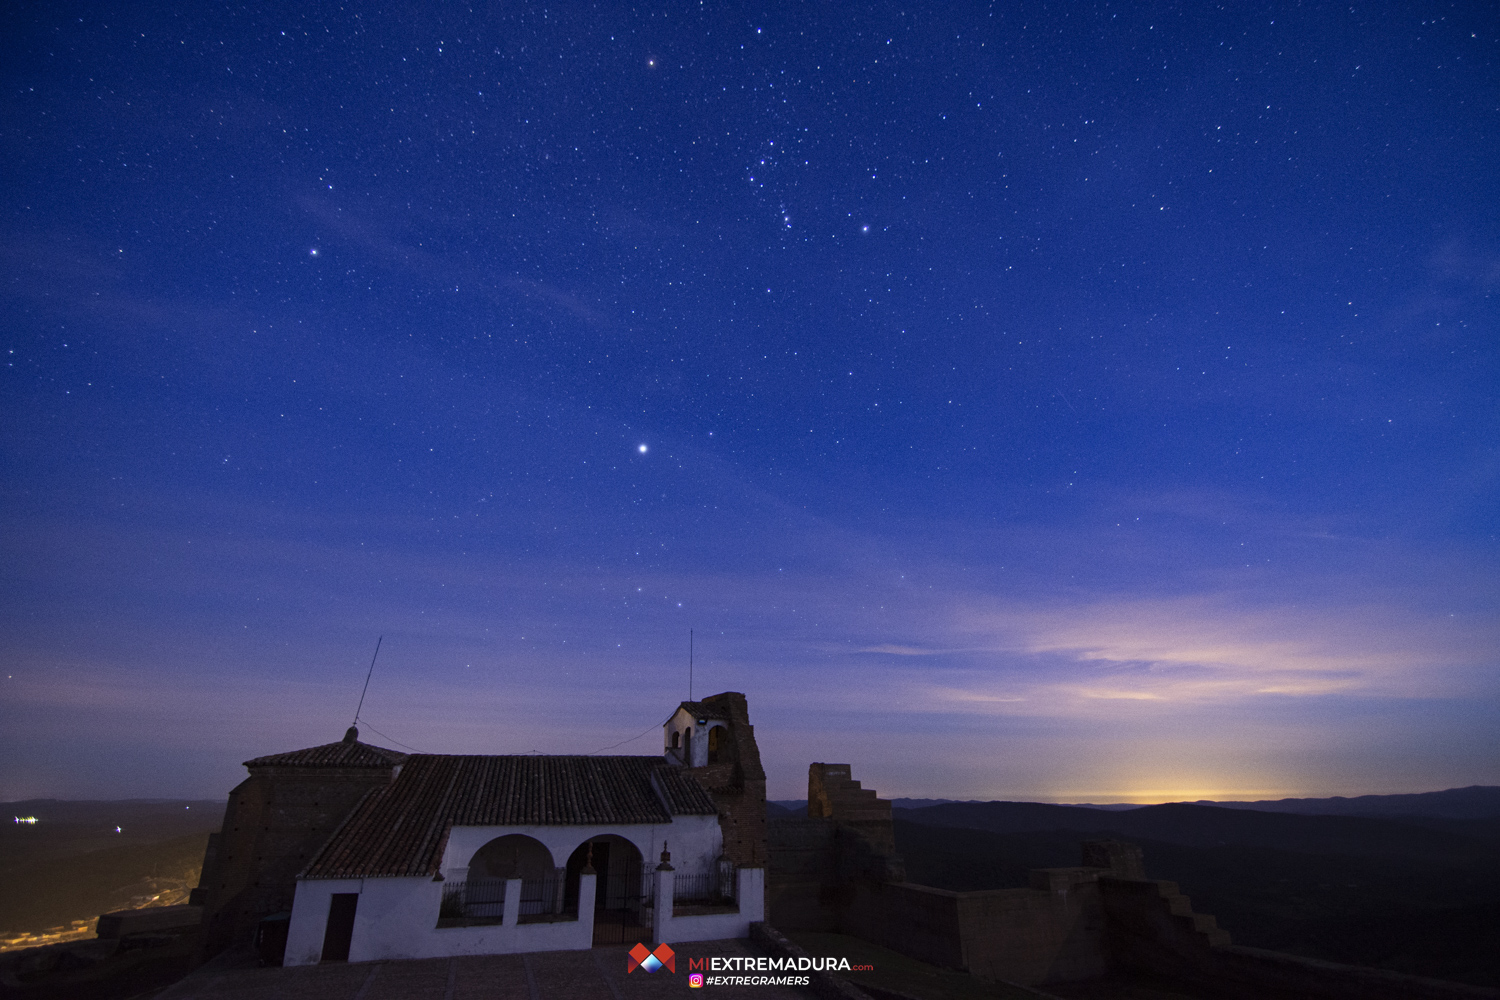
[671,731,680,749]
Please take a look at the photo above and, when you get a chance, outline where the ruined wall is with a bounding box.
[199,769,387,953]
[839,870,1110,985]
[765,816,840,931]
[1097,878,1495,1000]
[768,764,1116,985]
[686,692,768,867]
[768,761,1485,997]
[1081,840,1145,880]
[963,868,1109,984]
[841,881,967,970]
[765,763,904,932]
[808,763,899,863]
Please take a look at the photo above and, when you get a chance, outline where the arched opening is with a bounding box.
[469,835,554,880]
[682,726,691,764]
[707,725,722,765]
[466,835,565,921]
[565,835,647,946]
[670,730,680,749]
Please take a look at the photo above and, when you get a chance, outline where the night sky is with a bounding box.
[3,2,1497,803]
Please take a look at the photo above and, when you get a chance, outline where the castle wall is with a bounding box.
[1099,878,1494,1000]
[841,881,967,970]
[770,765,1117,985]
[808,763,897,858]
[964,869,1109,983]
[765,816,840,931]
[838,872,1109,985]
[200,768,390,953]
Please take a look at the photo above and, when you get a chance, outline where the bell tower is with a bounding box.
[662,692,767,865]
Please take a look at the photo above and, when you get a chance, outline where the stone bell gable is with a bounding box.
[663,691,768,866]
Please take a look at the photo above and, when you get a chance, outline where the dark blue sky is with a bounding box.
[3,1,1496,802]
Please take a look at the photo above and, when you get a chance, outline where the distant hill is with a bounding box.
[770,797,956,815]
[786,786,1500,821]
[1040,787,1500,818]
[893,800,1499,863]
[1172,786,1500,820]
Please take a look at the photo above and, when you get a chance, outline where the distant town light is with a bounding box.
[14,816,37,824]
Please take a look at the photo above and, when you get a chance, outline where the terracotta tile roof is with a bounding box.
[651,765,721,815]
[244,740,407,770]
[302,755,717,879]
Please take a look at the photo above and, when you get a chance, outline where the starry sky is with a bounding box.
[3,2,1497,803]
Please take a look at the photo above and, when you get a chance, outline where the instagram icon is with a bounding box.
[688,973,705,988]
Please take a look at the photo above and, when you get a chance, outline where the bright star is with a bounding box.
[638,444,648,453]
[309,248,319,256]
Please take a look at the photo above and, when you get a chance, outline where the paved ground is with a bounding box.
[154,940,817,1000]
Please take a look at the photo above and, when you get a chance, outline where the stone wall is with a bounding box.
[686,692,769,867]
[1099,877,1498,1000]
[837,870,1111,985]
[766,816,840,931]
[199,768,391,953]
[808,763,899,865]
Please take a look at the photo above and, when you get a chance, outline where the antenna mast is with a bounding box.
[689,629,693,702]
[353,636,382,726]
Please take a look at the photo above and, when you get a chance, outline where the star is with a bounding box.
[638,444,648,453]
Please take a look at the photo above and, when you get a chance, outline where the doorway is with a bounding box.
[565,836,648,946]
[320,893,358,962]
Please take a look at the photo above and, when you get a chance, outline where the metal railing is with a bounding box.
[639,863,656,906]
[672,861,737,905]
[440,878,506,920]
[440,870,577,923]
[517,869,570,920]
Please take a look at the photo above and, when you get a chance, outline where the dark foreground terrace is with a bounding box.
[152,939,816,1000]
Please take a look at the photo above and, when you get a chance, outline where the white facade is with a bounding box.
[285,815,763,966]
[285,871,598,965]
[286,862,767,966]
[663,705,733,768]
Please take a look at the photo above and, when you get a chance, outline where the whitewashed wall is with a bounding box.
[663,707,731,768]
[284,872,597,965]
[657,866,766,945]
